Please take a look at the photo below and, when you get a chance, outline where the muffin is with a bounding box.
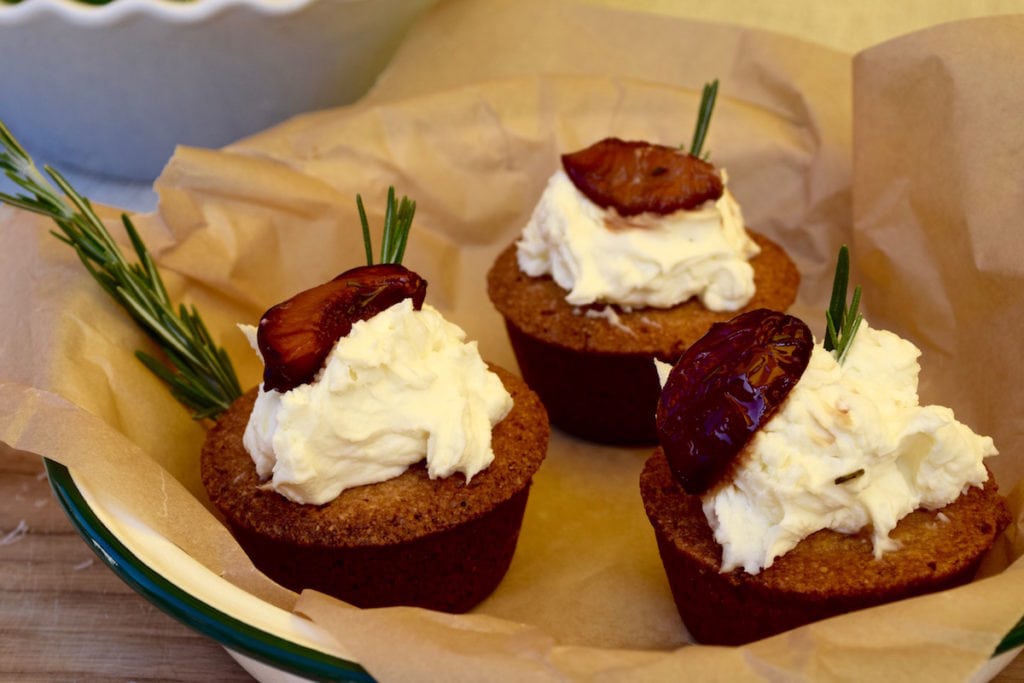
[488,233,797,444]
[640,287,1009,643]
[201,190,549,612]
[641,452,1009,644]
[487,136,799,444]
[202,365,548,612]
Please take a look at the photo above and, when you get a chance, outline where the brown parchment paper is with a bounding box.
[2,1,1024,680]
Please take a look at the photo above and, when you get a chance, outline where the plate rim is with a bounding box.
[44,457,376,683]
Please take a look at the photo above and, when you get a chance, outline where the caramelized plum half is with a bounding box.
[655,309,812,494]
[257,264,427,392]
[561,137,723,217]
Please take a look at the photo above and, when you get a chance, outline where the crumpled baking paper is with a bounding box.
[2,1,1024,680]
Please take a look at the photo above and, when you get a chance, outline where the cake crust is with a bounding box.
[487,230,800,357]
[640,448,1011,644]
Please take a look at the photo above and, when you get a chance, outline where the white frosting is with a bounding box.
[516,169,760,310]
[241,299,513,505]
[582,305,635,336]
[699,321,996,574]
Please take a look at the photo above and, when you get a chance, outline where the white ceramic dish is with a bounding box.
[0,0,435,181]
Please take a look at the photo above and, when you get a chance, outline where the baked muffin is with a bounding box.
[640,264,1009,643]
[201,190,549,612]
[487,134,799,444]
[487,232,798,443]
[641,451,1009,644]
[202,365,548,612]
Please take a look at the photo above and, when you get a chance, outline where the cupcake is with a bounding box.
[201,190,549,612]
[487,82,799,443]
[640,249,1009,644]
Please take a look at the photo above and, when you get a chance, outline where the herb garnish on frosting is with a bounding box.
[256,188,426,393]
[688,79,719,160]
[824,244,864,363]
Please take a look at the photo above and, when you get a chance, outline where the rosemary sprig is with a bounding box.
[824,245,863,364]
[356,186,416,265]
[688,79,720,160]
[0,120,241,420]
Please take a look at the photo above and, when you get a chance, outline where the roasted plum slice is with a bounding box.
[257,264,427,392]
[655,309,812,494]
[561,137,724,217]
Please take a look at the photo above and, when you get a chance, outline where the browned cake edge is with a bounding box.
[486,230,800,357]
[639,449,1011,645]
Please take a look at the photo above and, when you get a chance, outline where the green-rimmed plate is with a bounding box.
[46,455,1024,681]
[45,458,376,683]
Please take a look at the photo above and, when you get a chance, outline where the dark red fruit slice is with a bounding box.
[561,137,723,217]
[655,309,812,494]
[257,264,427,392]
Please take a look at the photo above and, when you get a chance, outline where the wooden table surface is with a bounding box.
[1,445,252,682]
[3,442,1024,682]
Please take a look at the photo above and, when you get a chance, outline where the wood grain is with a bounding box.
[3,442,1024,682]
[0,444,251,682]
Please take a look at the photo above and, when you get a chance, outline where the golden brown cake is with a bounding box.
[486,231,799,443]
[201,366,549,613]
[640,449,1010,645]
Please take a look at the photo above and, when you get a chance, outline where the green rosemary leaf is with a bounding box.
[135,351,184,387]
[189,305,216,349]
[0,119,241,419]
[123,214,170,306]
[74,247,120,300]
[392,197,416,264]
[49,229,74,247]
[825,245,864,364]
[837,312,863,365]
[844,285,862,332]
[47,168,121,256]
[355,187,417,266]
[116,292,194,362]
[825,309,840,352]
[218,347,242,396]
[135,350,226,416]
[176,303,202,346]
[137,350,203,398]
[689,79,720,159]
[0,190,50,216]
[356,194,373,265]
[380,186,397,263]
[115,265,161,319]
[188,306,241,397]
[825,246,850,352]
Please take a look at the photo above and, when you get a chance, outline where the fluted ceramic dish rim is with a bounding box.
[0,0,334,26]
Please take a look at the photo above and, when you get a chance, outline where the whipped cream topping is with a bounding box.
[516,168,760,310]
[699,321,996,574]
[242,299,513,505]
